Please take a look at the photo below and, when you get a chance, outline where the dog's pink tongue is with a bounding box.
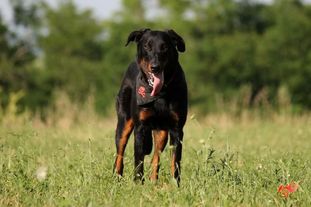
[151,72,164,96]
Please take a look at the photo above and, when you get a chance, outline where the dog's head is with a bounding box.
[126,29,185,96]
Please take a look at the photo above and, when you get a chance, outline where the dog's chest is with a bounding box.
[138,99,178,129]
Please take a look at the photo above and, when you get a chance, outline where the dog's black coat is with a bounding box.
[114,29,187,185]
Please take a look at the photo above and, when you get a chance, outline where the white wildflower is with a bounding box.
[35,166,48,181]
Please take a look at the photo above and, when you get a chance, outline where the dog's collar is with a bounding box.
[147,73,154,87]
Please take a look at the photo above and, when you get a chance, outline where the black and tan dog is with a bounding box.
[114,28,187,185]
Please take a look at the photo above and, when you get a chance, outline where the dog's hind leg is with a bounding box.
[150,130,168,182]
[170,129,184,187]
[133,126,151,183]
[143,129,153,155]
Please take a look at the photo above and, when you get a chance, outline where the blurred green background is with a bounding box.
[0,0,311,119]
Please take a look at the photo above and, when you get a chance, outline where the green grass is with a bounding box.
[0,115,311,206]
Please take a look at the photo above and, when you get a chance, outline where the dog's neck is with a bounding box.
[136,71,165,106]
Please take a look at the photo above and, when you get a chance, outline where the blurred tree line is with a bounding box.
[0,0,310,117]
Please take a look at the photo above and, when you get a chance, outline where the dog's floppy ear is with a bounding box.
[166,29,186,52]
[125,28,150,46]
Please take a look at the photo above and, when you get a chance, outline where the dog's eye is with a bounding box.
[161,44,168,52]
[144,43,152,51]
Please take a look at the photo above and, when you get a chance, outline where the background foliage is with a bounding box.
[0,0,311,117]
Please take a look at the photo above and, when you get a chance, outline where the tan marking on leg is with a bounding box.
[150,130,168,181]
[139,108,154,121]
[115,119,134,175]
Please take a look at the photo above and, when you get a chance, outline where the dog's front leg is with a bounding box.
[114,118,134,176]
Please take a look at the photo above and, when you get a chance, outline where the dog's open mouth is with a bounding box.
[148,71,164,96]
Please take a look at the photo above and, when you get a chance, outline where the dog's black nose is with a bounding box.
[151,65,160,73]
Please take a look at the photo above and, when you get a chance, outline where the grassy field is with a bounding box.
[0,113,311,206]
